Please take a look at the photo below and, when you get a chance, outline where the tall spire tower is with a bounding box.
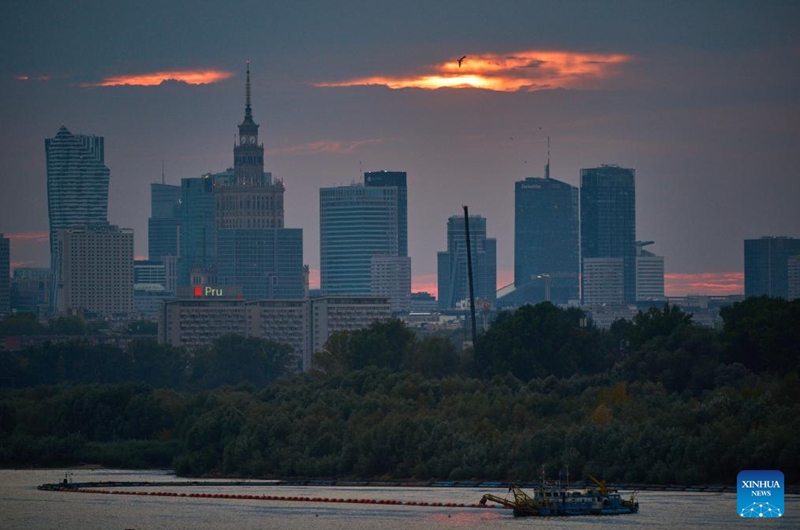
[233,61,264,186]
[215,61,301,300]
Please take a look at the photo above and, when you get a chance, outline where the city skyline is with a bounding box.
[2,1,799,297]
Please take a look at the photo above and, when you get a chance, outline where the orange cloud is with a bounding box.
[83,69,234,87]
[664,272,744,297]
[266,138,385,156]
[316,50,633,92]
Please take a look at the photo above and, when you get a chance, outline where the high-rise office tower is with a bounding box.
[788,255,800,301]
[364,171,408,257]
[514,172,579,304]
[581,257,624,306]
[635,241,665,301]
[370,255,411,313]
[215,63,303,299]
[178,174,217,286]
[0,233,9,316]
[744,236,800,299]
[148,180,182,263]
[580,165,636,304]
[56,224,133,315]
[437,215,497,309]
[45,126,110,312]
[320,184,400,295]
[10,267,50,315]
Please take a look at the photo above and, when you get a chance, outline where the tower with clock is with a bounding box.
[214,62,300,301]
[233,61,264,186]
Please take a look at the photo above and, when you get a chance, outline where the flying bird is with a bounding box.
[458,56,467,67]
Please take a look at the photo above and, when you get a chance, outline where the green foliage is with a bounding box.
[189,334,295,390]
[345,319,416,370]
[312,320,460,378]
[720,296,800,374]
[0,313,46,337]
[48,316,88,335]
[2,301,799,485]
[474,303,607,381]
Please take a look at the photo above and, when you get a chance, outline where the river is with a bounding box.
[2,469,797,529]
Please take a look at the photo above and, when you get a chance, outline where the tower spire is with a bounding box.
[245,61,251,113]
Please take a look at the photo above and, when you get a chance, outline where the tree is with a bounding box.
[345,319,416,370]
[625,303,694,350]
[0,313,46,337]
[403,336,460,378]
[48,316,88,335]
[474,303,603,381]
[720,297,800,374]
[311,330,350,376]
[189,334,295,389]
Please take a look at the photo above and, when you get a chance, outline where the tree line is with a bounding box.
[0,296,798,485]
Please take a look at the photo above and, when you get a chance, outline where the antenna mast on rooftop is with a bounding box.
[545,136,550,179]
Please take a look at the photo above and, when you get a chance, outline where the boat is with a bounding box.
[479,475,639,517]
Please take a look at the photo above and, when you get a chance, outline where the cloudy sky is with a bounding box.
[2,0,798,296]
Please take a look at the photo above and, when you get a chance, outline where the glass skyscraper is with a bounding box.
[514,176,579,304]
[580,165,636,304]
[148,182,182,263]
[45,126,110,312]
[320,185,400,294]
[216,228,303,299]
[437,215,497,309]
[364,171,408,257]
[744,236,800,299]
[179,174,217,286]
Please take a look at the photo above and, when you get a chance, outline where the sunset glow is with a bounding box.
[5,231,49,243]
[84,69,234,87]
[664,272,744,297]
[266,138,385,156]
[316,50,633,92]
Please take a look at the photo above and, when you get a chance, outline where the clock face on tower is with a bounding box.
[249,136,256,144]
[240,137,246,145]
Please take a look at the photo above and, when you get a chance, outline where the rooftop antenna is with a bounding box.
[161,159,165,185]
[359,160,363,178]
[545,136,550,179]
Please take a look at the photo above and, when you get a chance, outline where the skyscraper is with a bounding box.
[0,233,9,316]
[370,255,411,313]
[56,224,133,316]
[214,63,303,299]
[580,165,636,304]
[364,171,408,257]
[45,126,110,312]
[635,241,665,301]
[320,184,400,295]
[178,174,217,286]
[148,181,182,263]
[437,214,497,309]
[514,175,579,304]
[744,236,800,299]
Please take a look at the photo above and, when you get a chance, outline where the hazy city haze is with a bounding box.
[2,0,799,296]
